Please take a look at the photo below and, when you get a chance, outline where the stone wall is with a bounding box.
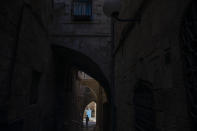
[114,0,193,130]
[50,0,112,82]
[0,0,59,130]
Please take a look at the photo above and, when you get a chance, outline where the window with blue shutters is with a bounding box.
[72,0,92,21]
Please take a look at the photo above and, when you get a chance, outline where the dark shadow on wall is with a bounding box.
[133,80,156,131]
[180,1,197,130]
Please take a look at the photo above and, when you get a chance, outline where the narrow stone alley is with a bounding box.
[1,0,197,131]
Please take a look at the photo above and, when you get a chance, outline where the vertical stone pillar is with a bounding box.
[96,85,103,131]
[54,55,67,131]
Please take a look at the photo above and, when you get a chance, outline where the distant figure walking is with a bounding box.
[86,115,89,128]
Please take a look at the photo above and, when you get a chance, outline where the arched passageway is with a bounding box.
[1,0,196,131]
[52,45,111,131]
[83,101,97,127]
[52,44,111,101]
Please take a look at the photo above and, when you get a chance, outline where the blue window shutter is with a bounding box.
[72,0,92,20]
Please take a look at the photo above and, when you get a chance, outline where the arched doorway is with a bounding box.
[83,101,97,127]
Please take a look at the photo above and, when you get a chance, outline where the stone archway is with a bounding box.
[52,45,111,101]
[83,101,97,123]
[52,45,111,131]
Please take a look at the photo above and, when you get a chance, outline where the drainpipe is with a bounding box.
[111,18,116,131]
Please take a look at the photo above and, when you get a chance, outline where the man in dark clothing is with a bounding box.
[86,115,89,128]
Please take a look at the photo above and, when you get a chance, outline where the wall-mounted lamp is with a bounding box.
[103,0,120,17]
[103,0,140,22]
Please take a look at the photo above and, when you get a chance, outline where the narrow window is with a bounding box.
[72,0,92,21]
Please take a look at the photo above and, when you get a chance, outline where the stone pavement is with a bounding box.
[83,126,95,131]
[82,122,96,131]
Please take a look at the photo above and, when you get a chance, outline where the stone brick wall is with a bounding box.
[114,0,193,130]
[0,1,58,130]
[50,0,112,82]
